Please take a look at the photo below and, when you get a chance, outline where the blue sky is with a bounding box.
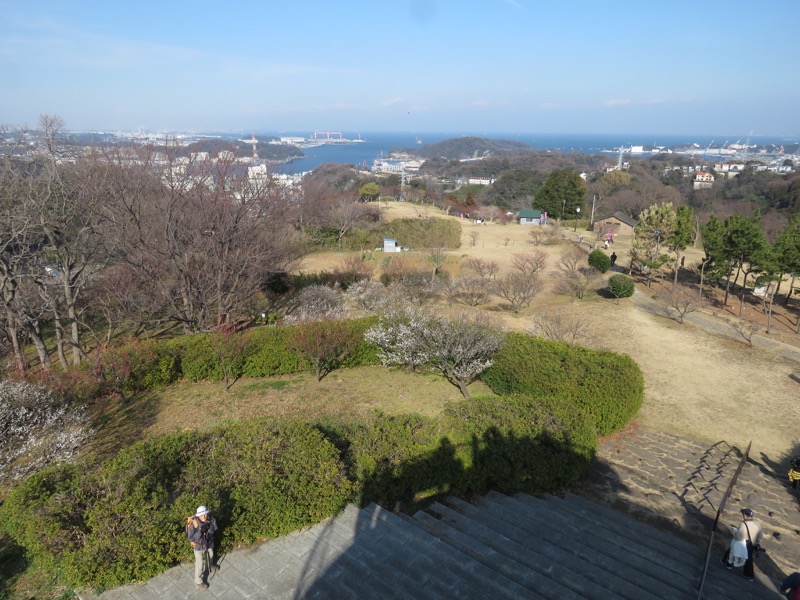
[2,0,798,136]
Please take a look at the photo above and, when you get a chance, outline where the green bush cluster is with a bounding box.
[0,421,353,589]
[150,318,380,385]
[588,249,611,273]
[480,333,644,436]
[384,218,461,249]
[608,274,636,299]
[318,393,596,513]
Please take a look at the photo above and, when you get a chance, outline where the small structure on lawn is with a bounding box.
[518,209,544,225]
[592,212,638,237]
[383,238,402,253]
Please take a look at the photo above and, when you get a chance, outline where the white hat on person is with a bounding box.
[196,506,209,517]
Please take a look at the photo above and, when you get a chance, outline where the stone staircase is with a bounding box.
[576,426,800,588]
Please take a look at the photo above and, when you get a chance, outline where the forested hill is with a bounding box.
[406,136,533,160]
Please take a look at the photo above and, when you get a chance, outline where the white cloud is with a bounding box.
[382,98,409,107]
[604,99,632,107]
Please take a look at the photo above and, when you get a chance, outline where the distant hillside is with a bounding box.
[401,136,533,161]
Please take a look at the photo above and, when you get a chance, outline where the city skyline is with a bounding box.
[2,0,799,136]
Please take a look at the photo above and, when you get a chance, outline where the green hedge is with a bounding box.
[162,317,380,383]
[384,218,461,249]
[588,250,611,273]
[480,333,643,436]
[317,394,596,513]
[442,393,597,495]
[0,421,353,589]
[608,274,635,299]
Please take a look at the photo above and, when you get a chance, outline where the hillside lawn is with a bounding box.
[298,201,799,462]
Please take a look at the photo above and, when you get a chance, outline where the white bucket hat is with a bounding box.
[196,506,209,517]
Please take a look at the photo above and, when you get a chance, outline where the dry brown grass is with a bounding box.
[294,202,800,462]
[85,366,496,458]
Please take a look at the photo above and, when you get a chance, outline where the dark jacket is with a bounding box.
[187,515,217,552]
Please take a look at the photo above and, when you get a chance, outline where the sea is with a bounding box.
[275,131,800,174]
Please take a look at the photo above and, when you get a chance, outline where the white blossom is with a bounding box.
[0,380,93,482]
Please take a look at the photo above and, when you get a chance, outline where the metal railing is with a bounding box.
[696,440,751,600]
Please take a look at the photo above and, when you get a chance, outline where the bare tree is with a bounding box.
[553,267,601,301]
[428,245,447,279]
[449,277,491,307]
[463,257,499,280]
[529,312,594,345]
[289,318,360,382]
[208,324,247,391]
[332,255,374,286]
[110,146,301,332]
[727,317,760,348]
[468,230,480,247]
[329,197,379,247]
[661,284,703,324]
[556,246,586,274]
[493,273,543,313]
[511,249,548,277]
[396,273,439,307]
[528,228,545,246]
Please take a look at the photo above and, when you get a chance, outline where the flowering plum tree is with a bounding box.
[365,308,503,398]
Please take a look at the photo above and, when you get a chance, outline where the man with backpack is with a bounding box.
[187,505,219,589]
[721,508,763,582]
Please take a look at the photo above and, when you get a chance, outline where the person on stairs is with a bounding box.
[721,508,763,582]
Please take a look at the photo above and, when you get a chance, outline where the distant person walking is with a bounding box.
[187,506,219,589]
[610,252,617,268]
[722,508,763,582]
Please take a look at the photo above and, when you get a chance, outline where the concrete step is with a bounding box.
[477,492,691,600]
[517,493,782,600]
[411,503,580,600]
[428,495,629,600]
[539,492,702,568]
[366,502,534,599]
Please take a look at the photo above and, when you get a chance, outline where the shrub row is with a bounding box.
[70,318,381,391]
[0,392,597,588]
[383,218,461,249]
[480,333,644,436]
[0,420,353,589]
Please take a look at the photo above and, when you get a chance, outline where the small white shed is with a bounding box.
[383,238,401,253]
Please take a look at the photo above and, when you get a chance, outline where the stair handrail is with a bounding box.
[696,440,751,600]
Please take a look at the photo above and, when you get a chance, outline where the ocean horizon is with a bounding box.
[275,131,799,174]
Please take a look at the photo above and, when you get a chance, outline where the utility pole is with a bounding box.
[590,194,597,228]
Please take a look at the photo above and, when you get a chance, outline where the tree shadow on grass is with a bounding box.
[0,535,28,600]
[82,389,161,461]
